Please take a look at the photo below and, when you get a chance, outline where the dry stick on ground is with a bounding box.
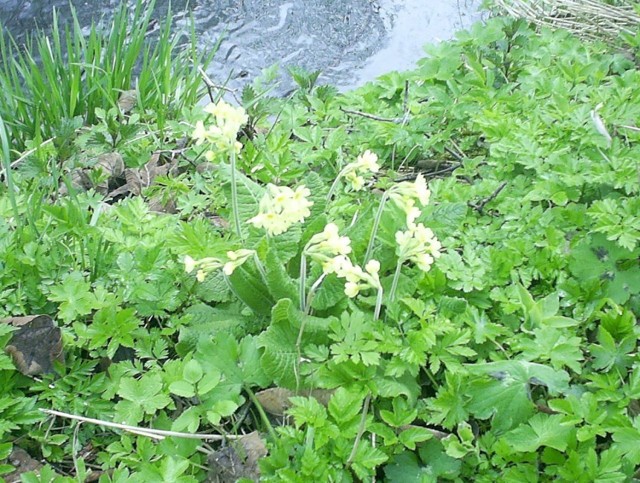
[198,66,242,105]
[40,408,244,441]
[340,107,404,124]
[470,181,508,215]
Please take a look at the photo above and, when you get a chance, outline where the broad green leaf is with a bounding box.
[327,387,363,428]
[466,360,570,431]
[183,360,203,385]
[227,264,274,316]
[176,304,254,356]
[612,424,640,465]
[258,299,301,389]
[196,333,269,394]
[503,414,573,453]
[118,373,171,414]
[384,452,431,482]
[264,249,299,305]
[398,427,434,450]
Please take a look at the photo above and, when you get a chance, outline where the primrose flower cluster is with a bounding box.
[248,184,313,236]
[193,100,248,156]
[305,223,381,299]
[184,249,255,282]
[388,173,441,271]
[341,150,381,191]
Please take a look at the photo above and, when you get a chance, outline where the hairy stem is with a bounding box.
[346,393,372,467]
[364,191,389,264]
[389,259,404,305]
[373,286,384,321]
[245,385,277,441]
[230,149,244,242]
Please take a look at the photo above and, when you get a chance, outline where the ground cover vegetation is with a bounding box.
[0,1,639,480]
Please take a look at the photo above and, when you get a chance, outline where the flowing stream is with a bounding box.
[0,0,482,93]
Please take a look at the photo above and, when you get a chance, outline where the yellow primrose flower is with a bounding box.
[248,184,313,236]
[223,249,256,276]
[184,255,197,273]
[365,259,380,275]
[395,222,441,273]
[196,270,207,282]
[356,150,380,173]
[193,121,208,145]
[344,281,361,298]
[322,254,352,275]
[193,100,248,152]
[345,171,366,191]
[414,174,430,206]
[306,223,352,267]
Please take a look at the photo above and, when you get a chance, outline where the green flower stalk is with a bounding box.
[327,150,380,201]
[192,100,248,241]
[389,222,442,303]
[364,173,431,264]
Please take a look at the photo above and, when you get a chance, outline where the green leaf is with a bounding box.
[227,264,274,316]
[466,360,570,431]
[118,373,171,414]
[311,273,345,311]
[169,380,195,398]
[219,162,265,240]
[183,360,203,384]
[398,427,434,450]
[384,452,432,482]
[302,171,328,219]
[196,333,269,394]
[176,303,254,356]
[48,271,100,323]
[503,414,573,453]
[327,387,363,428]
[258,299,301,389]
[264,249,299,305]
[590,327,635,372]
[612,422,640,465]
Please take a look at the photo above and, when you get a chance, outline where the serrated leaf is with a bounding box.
[327,387,363,427]
[399,426,434,450]
[466,360,570,431]
[176,304,253,356]
[258,299,301,389]
[227,265,274,316]
[196,333,270,395]
[264,249,299,305]
[503,414,573,453]
[302,171,328,219]
[311,273,345,310]
[183,360,203,384]
[169,380,195,398]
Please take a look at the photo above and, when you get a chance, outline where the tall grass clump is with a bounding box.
[0,0,214,156]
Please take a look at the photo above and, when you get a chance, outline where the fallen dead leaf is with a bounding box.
[207,431,267,482]
[4,447,43,483]
[255,387,334,417]
[2,315,64,375]
[117,89,137,114]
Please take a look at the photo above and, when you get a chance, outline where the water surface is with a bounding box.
[0,0,482,92]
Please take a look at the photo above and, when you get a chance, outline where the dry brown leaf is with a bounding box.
[207,431,267,482]
[2,315,64,375]
[4,447,43,483]
[117,89,137,114]
[255,387,334,417]
[148,196,177,214]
